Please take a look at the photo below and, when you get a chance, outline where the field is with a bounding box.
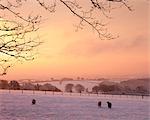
[0,90,149,120]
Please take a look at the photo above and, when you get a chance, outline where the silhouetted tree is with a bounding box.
[65,83,74,92]
[74,84,85,93]
[0,0,42,75]
[85,88,89,93]
[99,84,109,92]
[34,84,40,90]
[9,80,20,90]
[39,83,61,92]
[0,80,9,89]
[99,84,120,92]
[92,85,100,93]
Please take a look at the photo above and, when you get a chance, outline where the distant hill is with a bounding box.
[100,81,118,86]
[120,78,150,91]
[91,78,150,95]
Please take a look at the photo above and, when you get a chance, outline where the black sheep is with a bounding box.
[107,101,112,109]
[98,101,101,107]
[32,99,36,105]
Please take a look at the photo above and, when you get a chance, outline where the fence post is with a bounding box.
[33,90,35,94]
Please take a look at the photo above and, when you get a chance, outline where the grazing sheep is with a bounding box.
[32,99,36,105]
[98,101,101,107]
[107,101,112,109]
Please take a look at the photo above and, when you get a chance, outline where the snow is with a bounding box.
[0,90,149,120]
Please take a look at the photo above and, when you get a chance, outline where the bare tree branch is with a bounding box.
[0,0,133,75]
[0,0,42,75]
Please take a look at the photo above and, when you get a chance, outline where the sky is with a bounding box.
[0,0,149,81]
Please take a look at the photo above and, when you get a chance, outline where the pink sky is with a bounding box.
[0,0,149,80]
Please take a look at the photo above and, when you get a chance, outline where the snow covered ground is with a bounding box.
[0,90,149,120]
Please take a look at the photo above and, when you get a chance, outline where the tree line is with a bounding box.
[91,84,149,95]
[65,83,149,95]
[0,80,61,92]
[0,80,149,95]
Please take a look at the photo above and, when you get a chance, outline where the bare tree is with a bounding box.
[35,0,132,39]
[74,84,85,93]
[9,80,20,90]
[65,83,74,92]
[92,85,100,93]
[0,0,132,75]
[1,0,132,39]
[0,80,9,89]
[0,0,42,75]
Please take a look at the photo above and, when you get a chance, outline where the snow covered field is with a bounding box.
[0,90,149,120]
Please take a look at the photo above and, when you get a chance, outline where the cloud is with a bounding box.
[63,35,148,57]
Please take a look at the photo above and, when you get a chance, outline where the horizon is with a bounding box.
[1,76,150,82]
